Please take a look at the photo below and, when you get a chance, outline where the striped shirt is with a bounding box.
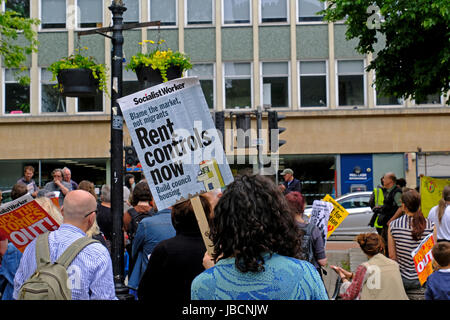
[389,215,434,281]
[13,224,117,300]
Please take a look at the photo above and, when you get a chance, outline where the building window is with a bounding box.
[298,0,324,22]
[122,69,140,97]
[375,92,402,106]
[77,0,102,28]
[187,0,213,25]
[149,0,176,26]
[223,0,250,24]
[77,93,103,112]
[262,62,289,108]
[299,61,327,107]
[337,60,365,106]
[188,64,215,109]
[261,0,287,23]
[415,94,442,105]
[4,69,30,114]
[224,62,252,109]
[4,0,30,17]
[123,0,140,24]
[41,68,66,113]
[41,0,66,29]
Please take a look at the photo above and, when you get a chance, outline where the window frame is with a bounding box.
[39,0,68,31]
[260,61,291,110]
[75,92,105,113]
[3,68,31,115]
[222,0,252,27]
[223,61,254,110]
[185,0,214,27]
[259,0,289,25]
[122,0,141,25]
[296,0,327,24]
[75,0,104,30]
[298,59,329,108]
[373,75,404,108]
[335,59,367,108]
[39,68,68,114]
[187,63,216,109]
[413,94,444,107]
[2,0,31,18]
[148,0,178,28]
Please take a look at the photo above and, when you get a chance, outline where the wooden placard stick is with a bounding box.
[190,196,214,256]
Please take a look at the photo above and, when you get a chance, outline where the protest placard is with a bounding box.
[411,233,435,286]
[420,176,450,217]
[322,194,350,239]
[309,200,334,246]
[0,194,60,252]
[118,77,233,210]
[118,77,234,253]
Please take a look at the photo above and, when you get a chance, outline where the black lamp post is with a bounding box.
[77,0,160,300]
[108,0,129,300]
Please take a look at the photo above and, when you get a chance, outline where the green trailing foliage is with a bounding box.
[0,0,40,85]
[48,47,109,97]
[125,39,192,82]
[320,0,450,104]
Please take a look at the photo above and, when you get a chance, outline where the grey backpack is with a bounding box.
[299,223,316,264]
[18,232,99,300]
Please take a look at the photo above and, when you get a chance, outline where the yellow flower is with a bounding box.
[138,42,143,45]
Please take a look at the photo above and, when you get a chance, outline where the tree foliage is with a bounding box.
[321,0,450,104]
[0,0,39,84]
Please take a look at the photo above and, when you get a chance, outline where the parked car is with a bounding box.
[0,189,12,205]
[304,191,376,240]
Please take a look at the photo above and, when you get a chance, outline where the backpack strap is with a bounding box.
[56,237,100,269]
[35,232,51,269]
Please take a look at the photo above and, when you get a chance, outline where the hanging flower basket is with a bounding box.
[126,39,192,89]
[49,47,109,97]
[135,65,183,88]
[56,68,99,97]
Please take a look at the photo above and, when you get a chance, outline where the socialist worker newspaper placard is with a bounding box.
[118,77,234,210]
[0,194,60,252]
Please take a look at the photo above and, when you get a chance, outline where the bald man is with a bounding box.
[13,190,117,300]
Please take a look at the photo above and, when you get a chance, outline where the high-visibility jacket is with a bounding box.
[373,187,385,229]
[373,187,384,207]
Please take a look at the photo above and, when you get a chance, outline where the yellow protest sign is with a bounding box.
[420,176,450,217]
[411,233,435,286]
[322,194,350,239]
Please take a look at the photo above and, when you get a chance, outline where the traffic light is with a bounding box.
[124,145,139,166]
[235,113,251,148]
[267,111,286,153]
[214,111,225,147]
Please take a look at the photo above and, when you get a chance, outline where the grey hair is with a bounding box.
[101,184,111,202]
[62,167,71,177]
[52,168,63,177]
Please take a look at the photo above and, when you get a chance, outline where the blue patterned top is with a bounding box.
[191,253,328,300]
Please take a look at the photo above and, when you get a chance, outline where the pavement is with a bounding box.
[322,241,367,299]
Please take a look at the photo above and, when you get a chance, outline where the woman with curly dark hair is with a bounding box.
[191,174,328,300]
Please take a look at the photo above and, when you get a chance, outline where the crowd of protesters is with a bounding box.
[0,166,449,301]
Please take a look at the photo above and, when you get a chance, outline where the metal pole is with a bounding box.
[108,0,132,300]
[256,106,263,172]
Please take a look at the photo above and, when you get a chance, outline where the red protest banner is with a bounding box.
[0,195,60,252]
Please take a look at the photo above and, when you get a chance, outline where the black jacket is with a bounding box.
[137,231,206,301]
[283,178,302,194]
